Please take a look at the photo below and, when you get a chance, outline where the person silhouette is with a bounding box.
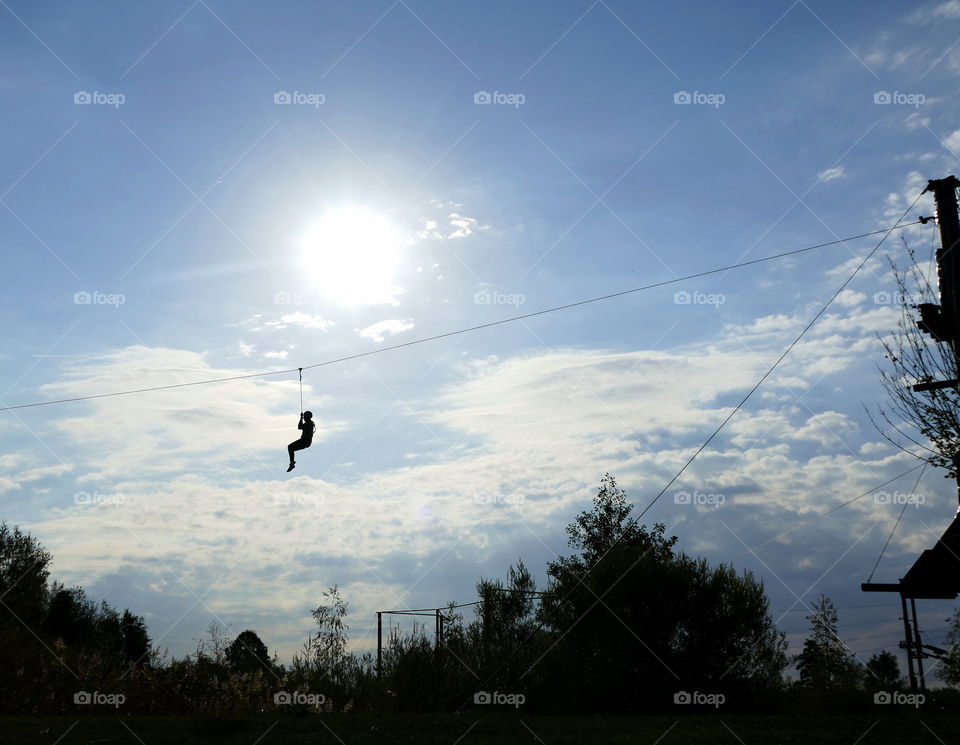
[287,411,315,472]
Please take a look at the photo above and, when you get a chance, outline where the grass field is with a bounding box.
[3,713,959,744]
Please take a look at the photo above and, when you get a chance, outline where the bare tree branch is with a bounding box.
[873,253,960,478]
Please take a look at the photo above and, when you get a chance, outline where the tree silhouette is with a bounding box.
[537,474,784,713]
[0,522,51,629]
[794,595,862,691]
[311,585,349,683]
[941,608,960,687]
[225,630,270,674]
[864,650,903,692]
[874,251,960,479]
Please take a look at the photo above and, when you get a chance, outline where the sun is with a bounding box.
[299,207,404,307]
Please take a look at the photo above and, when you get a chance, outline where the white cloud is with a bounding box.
[905,112,931,131]
[727,409,793,447]
[792,411,858,447]
[34,346,342,481]
[834,289,866,307]
[943,129,960,155]
[447,212,489,239]
[357,319,415,343]
[725,313,803,337]
[270,312,334,331]
[883,170,931,221]
[264,350,289,360]
[12,284,949,662]
[413,207,489,241]
[239,341,254,357]
[416,219,443,240]
[911,0,960,22]
[825,254,883,281]
[432,348,759,449]
[859,441,892,457]
[817,165,847,182]
[17,464,73,482]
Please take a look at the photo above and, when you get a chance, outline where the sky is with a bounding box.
[2,0,960,679]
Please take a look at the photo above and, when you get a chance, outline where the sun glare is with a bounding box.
[299,207,404,307]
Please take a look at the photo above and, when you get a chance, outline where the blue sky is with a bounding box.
[3,0,960,677]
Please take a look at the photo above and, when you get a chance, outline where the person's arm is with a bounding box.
[298,414,305,431]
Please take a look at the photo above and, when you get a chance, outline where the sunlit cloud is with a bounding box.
[357,319,415,343]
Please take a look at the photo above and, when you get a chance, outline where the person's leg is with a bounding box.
[287,441,303,472]
[288,439,308,463]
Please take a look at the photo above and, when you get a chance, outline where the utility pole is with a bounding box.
[928,176,960,364]
[915,175,960,503]
[435,608,444,649]
[910,597,926,690]
[864,176,960,693]
[898,593,919,693]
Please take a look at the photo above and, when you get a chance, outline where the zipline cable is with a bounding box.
[632,193,924,525]
[735,464,924,559]
[468,192,926,692]
[865,462,927,583]
[0,221,923,413]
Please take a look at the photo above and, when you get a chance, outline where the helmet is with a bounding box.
[303,411,313,419]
